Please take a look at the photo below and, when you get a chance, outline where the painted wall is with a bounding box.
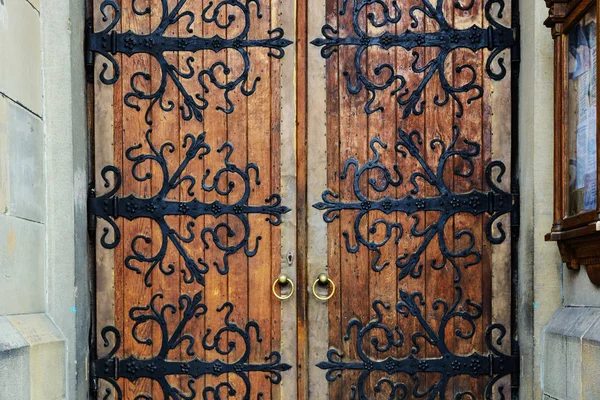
[0,0,89,399]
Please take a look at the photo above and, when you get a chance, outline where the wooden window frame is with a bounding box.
[545,0,600,285]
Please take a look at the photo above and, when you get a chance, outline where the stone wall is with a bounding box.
[0,0,88,399]
[2,0,600,399]
[522,2,600,400]
[518,2,562,399]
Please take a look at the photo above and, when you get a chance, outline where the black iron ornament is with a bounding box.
[310,0,516,118]
[92,291,291,400]
[317,287,519,399]
[90,130,291,287]
[86,0,293,125]
[313,126,515,282]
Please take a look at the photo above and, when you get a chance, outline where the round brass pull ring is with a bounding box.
[312,273,335,301]
[272,274,294,300]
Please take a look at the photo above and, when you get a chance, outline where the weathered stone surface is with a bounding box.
[7,100,44,223]
[581,316,600,399]
[564,268,600,307]
[0,316,28,351]
[543,307,600,400]
[0,214,44,315]
[0,316,30,400]
[518,2,563,399]
[39,0,91,397]
[0,95,45,223]
[8,314,65,400]
[26,0,40,12]
[0,0,42,115]
[0,97,8,214]
[544,330,567,399]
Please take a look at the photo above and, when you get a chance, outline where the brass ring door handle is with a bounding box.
[272,274,295,300]
[312,273,335,301]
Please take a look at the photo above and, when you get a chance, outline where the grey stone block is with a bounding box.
[543,307,600,400]
[564,266,600,307]
[0,214,44,315]
[0,317,30,400]
[0,0,42,114]
[9,314,66,400]
[7,100,45,223]
[544,329,567,400]
[581,316,600,399]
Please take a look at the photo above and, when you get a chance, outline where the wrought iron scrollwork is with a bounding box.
[310,0,516,118]
[93,291,291,399]
[313,126,514,282]
[87,0,293,124]
[317,287,518,399]
[90,130,291,287]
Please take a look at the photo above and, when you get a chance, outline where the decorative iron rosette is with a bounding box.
[310,0,516,118]
[90,130,291,287]
[87,0,293,124]
[93,291,291,399]
[317,287,518,399]
[313,126,514,283]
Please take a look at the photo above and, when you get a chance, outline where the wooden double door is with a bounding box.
[87,0,519,398]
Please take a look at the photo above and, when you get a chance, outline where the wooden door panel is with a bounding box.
[88,0,519,398]
[307,0,519,398]
[88,1,296,398]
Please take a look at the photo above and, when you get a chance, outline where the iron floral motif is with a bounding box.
[90,130,291,287]
[317,287,518,399]
[87,0,293,124]
[310,0,515,118]
[93,291,291,399]
[313,126,513,282]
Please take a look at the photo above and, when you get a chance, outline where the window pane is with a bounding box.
[567,5,597,217]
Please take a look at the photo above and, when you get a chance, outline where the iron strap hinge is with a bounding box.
[511,10,521,72]
[489,338,520,388]
[511,338,521,392]
[511,178,520,242]
[84,19,94,84]
[490,350,520,376]
[87,183,96,235]
[89,358,98,398]
[84,1,293,122]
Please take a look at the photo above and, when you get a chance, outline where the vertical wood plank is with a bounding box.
[270,1,284,398]
[149,0,182,395]
[306,0,330,396]
[337,1,370,394]
[93,0,118,357]
[396,2,426,394]
[423,0,455,394]
[120,2,154,397]
[366,1,399,394]
[485,1,514,397]
[248,0,273,397]
[111,3,126,392]
[325,0,342,397]
[202,1,232,396]
[296,0,310,394]
[279,0,299,396]
[453,3,484,396]
[176,1,206,396]
[225,1,250,394]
